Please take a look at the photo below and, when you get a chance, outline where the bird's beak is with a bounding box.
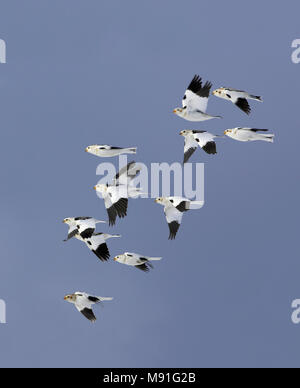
[173,109,177,114]
[63,219,66,223]
[224,130,227,135]
[113,257,117,261]
[155,199,159,203]
[212,90,216,95]
[85,147,88,152]
[64,296,67,300]
[94,186,97,190]
[179,131,183,135]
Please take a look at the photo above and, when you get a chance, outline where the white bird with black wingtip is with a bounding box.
[94,161,144,226]
[224,128,274,143]
[114,252,162,272]
[155,197,204,240]
[63,217,106,241]
[212,87,262,115]
[85,145,137,158]
[173,75,222,122]
[63,219,121,261]
[180,130,222,163]
[64,292,113,322]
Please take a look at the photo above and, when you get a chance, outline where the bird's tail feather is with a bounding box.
[127,147,137,154]
[250,95,263,102]
[99,297,113,301]
[189,201,205,209]
[148,257,162,261]
[261,134,274,143]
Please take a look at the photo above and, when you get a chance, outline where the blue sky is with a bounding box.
[0,0,300,367]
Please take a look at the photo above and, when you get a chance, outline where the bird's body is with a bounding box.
[213,87,262,115]
[224,128,274,143]
[94,162,144,226]
[63,217,106,241]
[155,197,204,240]
[180,130,221,163]
[114,252,162,272]
[85,145,137,158]
[75,232,121,262]
[64,292,113,322]
[174,75,221,122]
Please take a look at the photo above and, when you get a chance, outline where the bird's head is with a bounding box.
[86,145,110,153]
[224,128,236,136]
[64,294,76,303]
[63,218,72,225]
[212,88,225,97]
[155,197,166,206]
[94,184,107,193]
[173,107,185,117]
[113,254,125,263]
[180,130,192,137]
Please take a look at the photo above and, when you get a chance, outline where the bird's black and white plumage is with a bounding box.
[212,87,262,115]
[85,145,137,158]
[173,75,222,122]
[114,252,162,272]
[180,130,221,163]
[155,197,204,240]
[76,233,121,262]
[224,127,274,143]
[63,217,106,241]
[64,292,113,322]
[94,162,144,226]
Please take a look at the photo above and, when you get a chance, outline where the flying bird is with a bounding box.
[114,252,162,272]
[173,75,222,122]
[224,128,274,143]
[212,87,262,115]
[85,145,137,158]
[94,161,144,226]
[180,130,222,163]
[64,230,121,262]
[63,217,106,241]
[155,197,204,240]
[64,292,113,322]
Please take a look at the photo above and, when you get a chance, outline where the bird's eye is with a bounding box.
[183,95,186,100]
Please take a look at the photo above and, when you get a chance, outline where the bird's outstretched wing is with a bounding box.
[164,205,184,240]
[183,135,198,163]
[83,234,110,262]
[64,225,78,241]
[235,98,251,115]
[182,75,212,113]
[193,132,217,155]
[113,161,141,186]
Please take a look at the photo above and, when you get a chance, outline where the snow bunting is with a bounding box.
[212,87,262,115]
[94,162,144,226]
[114,252,162,272]
[180,130,221,163]
[63,217,106,241]
[155,197,204,240]
[75,232,121,262]
[173,75,222,122]
[85,145,137,158]
[224,128,274,143]
[64,292,113,322]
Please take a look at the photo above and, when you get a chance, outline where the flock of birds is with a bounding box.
[63,75,274,322]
